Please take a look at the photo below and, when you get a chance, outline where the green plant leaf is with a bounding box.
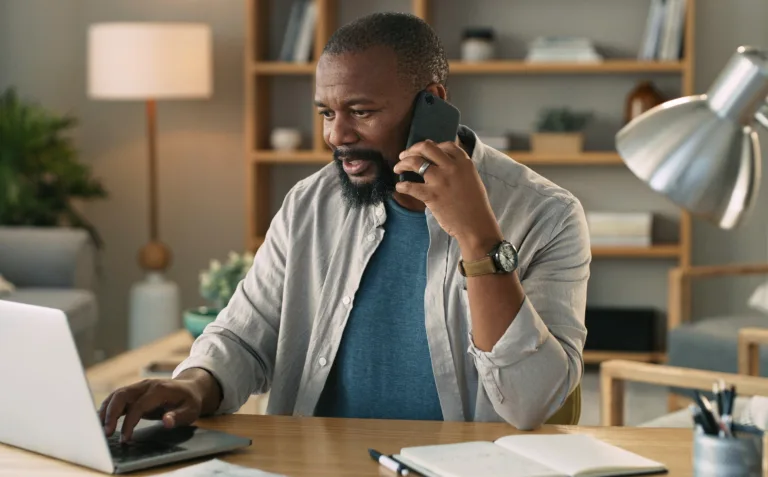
[0,87,108,247]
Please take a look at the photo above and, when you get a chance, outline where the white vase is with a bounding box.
[128,272,180,349]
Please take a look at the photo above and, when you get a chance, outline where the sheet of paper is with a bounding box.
[494,434,666,477]
[154,459,286,477]
[400,441,562,477]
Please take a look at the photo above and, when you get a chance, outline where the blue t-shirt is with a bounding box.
[314,198,443,420]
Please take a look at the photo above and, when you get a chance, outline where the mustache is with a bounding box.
[333,148,386,163]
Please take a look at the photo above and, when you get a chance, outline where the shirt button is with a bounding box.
[342,296,351,306]
[318,357,327,367]
[367,233,376,242]
[375,207,384,217]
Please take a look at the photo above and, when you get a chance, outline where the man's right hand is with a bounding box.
[98,368,222,443]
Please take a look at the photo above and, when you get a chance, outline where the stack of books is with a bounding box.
[586,212,653,247]
[278,0,318,63]
[525,36,602,63]
[638,0,688,61]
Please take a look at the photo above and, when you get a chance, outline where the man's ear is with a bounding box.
[424,83,448,101]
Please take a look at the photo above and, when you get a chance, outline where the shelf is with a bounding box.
[251,232,678,260]
[251,60,686,76]
[583,350,666,365]
[253,150,624,166]
[592,245,681,258]
[507,151,623,166]
[448,60,686,75]
[252,62,316,75]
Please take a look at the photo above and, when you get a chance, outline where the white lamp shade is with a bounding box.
[88,22,212,100]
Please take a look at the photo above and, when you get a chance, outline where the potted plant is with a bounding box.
[184,251,255,338]
[531,107,593,155]
[0,88,107,247]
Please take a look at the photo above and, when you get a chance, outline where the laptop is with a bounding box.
[0,300,252,474]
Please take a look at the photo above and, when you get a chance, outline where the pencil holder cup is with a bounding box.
[693,424,763,477]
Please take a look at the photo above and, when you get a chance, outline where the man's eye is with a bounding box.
[351,110,372,118]
[318,110,334,119]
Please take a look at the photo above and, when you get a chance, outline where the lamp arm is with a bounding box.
[756,100,768,130]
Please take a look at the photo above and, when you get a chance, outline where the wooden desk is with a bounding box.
[0,415,693,476]
[85,330,267,415]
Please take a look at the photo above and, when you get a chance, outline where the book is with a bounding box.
[278,1,307,62]
[526,36,603,63]
[638,0,666,60]
[659,0,687,60]
[586,212,652,237]
[292,0,317,62]
[589,235,652,247]
[394,434,667,477]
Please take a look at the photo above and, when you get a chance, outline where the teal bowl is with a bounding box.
[183,307,219,338]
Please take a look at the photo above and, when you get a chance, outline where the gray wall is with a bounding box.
[2,0,767,357]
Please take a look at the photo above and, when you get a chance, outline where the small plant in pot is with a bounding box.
[184,251,255,338]
[531,107,593,155]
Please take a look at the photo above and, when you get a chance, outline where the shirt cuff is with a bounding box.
[467,295,550,369]
[172,349,240,415]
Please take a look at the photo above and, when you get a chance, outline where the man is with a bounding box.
[100,12,591,442]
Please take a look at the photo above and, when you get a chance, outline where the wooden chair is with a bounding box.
[601,328,768,427]
[547,385,581,425]
[666,263,768,411]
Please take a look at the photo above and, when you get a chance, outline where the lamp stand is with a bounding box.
[128,99,179,349]
[139,99,172,271]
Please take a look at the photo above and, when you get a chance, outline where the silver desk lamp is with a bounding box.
[616,46,768,229]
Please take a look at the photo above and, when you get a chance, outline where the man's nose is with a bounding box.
[327,116,359,148]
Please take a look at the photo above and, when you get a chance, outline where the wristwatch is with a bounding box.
[458,240,519,277]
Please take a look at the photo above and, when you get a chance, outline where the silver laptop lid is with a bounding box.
[0,300,114,473]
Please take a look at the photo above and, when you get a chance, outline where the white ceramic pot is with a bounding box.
[270,128,302,151]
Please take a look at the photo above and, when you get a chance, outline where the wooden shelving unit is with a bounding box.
[583,350,666,365]
[448,59,687,75]
[245,0,697,363]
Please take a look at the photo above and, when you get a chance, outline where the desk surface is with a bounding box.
[0,414,692,476]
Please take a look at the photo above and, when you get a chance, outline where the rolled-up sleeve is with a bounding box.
[172,190,294,415]
[468,199,590,429]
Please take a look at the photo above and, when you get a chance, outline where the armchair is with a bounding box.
[666,263,768,410]
[601,328,768,427]
[0,227,99,366]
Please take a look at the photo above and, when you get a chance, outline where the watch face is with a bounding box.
[496,242,518,272]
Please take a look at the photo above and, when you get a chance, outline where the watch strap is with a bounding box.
[458,256,497,277]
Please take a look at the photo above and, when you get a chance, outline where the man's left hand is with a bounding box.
[394,140,503,259]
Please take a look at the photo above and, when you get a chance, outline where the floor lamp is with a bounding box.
[87,23,213,349]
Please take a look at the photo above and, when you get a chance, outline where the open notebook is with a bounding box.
[394,434,667,477]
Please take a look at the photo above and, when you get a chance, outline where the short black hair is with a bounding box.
[322,12,449,91]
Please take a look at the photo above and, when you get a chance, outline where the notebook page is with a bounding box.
[400,441,564,477]
[494,434,666,477]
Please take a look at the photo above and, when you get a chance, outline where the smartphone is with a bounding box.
[399,90,461,183]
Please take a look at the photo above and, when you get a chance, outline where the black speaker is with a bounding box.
[584,307,664,352]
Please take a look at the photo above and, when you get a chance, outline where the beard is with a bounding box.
[333,148,398,208]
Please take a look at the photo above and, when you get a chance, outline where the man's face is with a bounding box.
[314,46,415,207]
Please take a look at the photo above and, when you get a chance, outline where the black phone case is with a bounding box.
[399,91,461,183]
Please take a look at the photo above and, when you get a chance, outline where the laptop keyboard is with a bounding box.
[107,433,186,463]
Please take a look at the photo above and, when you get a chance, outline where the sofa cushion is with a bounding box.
[668,315,768,376]
[4,289,97,335]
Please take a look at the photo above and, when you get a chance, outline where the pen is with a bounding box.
[714,382,724,416]
[369,448,411,476]
[693,391,720,435]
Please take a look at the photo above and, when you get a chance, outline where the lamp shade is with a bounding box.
[616,46,768,229]
[88,22,212,100]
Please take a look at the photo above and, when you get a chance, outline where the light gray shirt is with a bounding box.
[174,128,591,430]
